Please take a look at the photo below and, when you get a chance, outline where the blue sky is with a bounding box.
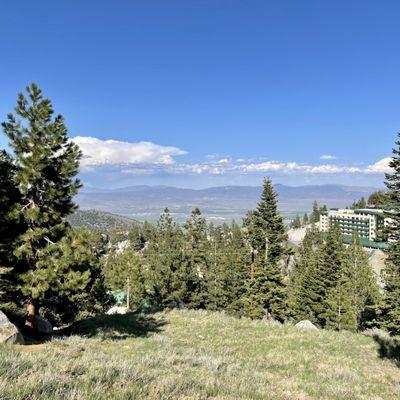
[0,1,398,188]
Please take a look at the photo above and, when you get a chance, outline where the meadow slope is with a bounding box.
[0,309,399,400]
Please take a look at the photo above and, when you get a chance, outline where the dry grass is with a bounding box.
[1,309,400,399]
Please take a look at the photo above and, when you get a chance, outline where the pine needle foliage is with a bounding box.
[381,132,400,334]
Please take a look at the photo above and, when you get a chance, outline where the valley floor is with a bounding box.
[0,309,399,400]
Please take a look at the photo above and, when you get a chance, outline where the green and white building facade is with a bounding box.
[319,208,388,249]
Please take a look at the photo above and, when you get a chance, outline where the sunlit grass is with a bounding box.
[1,309,399,399]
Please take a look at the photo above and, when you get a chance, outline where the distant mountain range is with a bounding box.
[75,184,379,223]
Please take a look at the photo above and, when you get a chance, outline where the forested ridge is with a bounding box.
[67,209,139,233]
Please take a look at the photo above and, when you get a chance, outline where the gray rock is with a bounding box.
[106,306,128,315]
[0,310,25,344]
[35,316,53,334]
[295,320,318,331]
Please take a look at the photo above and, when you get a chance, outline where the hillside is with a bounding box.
[67,209,139,232]
[1,309,399,399]
[76,184,379,223]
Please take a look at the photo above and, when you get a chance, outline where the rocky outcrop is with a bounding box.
[295,320,318,331]
[106,306,129,315]
[0,310,25,344]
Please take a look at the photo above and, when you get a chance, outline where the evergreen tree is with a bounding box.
[183,208,209,309]
[104,248,146,309]
[41,228,110,324]
[351,197,367,209]
[345,233,380,330]
[0,151,23,307]
[302,212,309,226]
[242,258,270,319]
[1,84,83,328]
[310,201,320,223]
[242,178,287,320]
[317,224,346,327]
[206,222,250,313]
[381,132,400,334]
[127,224,148,251]
[367,190,387,208]
[145,208,186,306]
[291,215,302,229]
[287,226,324,324]
[320,204,328,213]
[323,232,360,332]
[205,224,226,310]
[324,272,357,331]
[223,223,250,315]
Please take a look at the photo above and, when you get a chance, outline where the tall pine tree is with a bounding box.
[381,132,400,334]
[2,84,83,328]
[317,224,346,327]
[242,178,287,320]
[310,201,320,223]
[346,232,380,330]
[183,208,209,309]
[287,226,324,324]
[145,208,187,306]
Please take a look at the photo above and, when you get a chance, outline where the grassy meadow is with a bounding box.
[0,309,399,400]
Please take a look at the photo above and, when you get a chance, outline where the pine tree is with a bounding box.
[223,222,250,315]
[368,190,387,208]
[324,272,357,331]
[0,151,24,307]
[242,178,287,320]
[287,226,324,324]
[242,258,270,319]
[302,213,309,226]
[317,224,346,327]
[322,232,359,332]
[206,222,250,312]
[41,228,110,324]
[381,132,400,334]
[310,201,320,223]
[351,197,367,209]
[205,224,226,311]
[1,84,82,328]
[183,208,209,309]
[291,215,302,229]
[104,248,146,309]
[145,208,186,306]
[345,232,380,330]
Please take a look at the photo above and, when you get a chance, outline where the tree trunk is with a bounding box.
[26,298,38,330]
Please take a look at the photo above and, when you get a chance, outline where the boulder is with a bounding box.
[35,316,53,334]
[295,320,318,331]
[0,310,25,345]
[106,306,129,315]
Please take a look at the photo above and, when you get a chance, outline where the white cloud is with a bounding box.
[365,157,392,173]
[320,154,337,160]
[74,136,392,178]
[72,136,187,166]
[234,160,389,175]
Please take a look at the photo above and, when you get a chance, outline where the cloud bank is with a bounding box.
[72,136,392,177]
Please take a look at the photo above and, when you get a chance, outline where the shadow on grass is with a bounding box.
[372,334,400,367]
[60,311,167,340]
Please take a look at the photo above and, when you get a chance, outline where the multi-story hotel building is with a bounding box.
[319,208,388,249]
